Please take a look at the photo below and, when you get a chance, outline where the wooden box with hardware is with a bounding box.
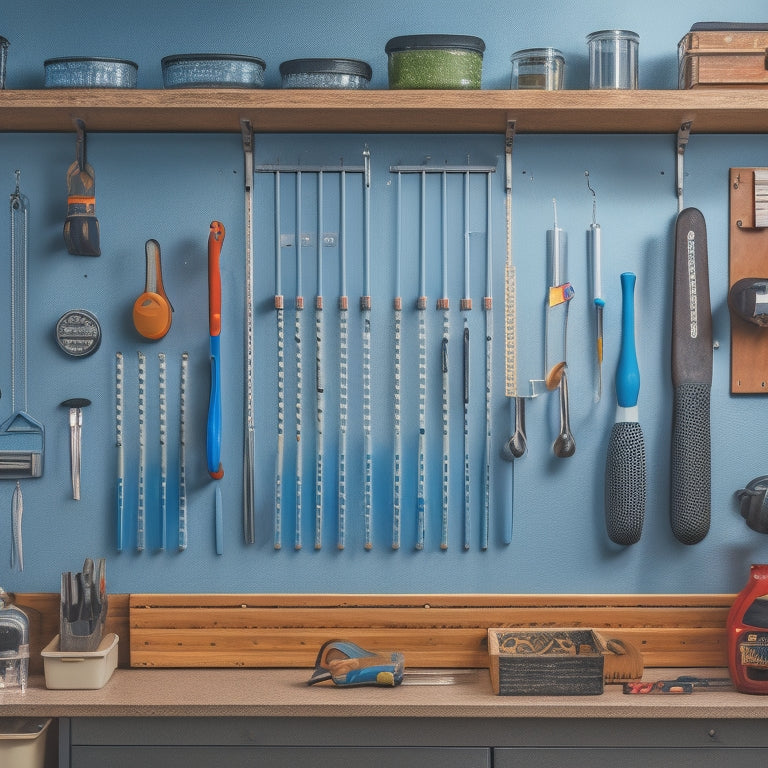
[679,25,768,88]
[488,628,605,696]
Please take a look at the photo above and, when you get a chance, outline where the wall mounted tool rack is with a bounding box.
[728,167,768,393]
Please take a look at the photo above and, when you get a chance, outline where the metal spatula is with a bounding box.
[63,119,100,256]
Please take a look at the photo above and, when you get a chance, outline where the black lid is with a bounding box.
[385,34,485,55]
[279,58,372,79]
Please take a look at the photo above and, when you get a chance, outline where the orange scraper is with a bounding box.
[133,239,173,340]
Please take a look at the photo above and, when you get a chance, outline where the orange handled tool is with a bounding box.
[207,221,225,479]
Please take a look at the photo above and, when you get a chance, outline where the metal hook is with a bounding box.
[585,170,597,225]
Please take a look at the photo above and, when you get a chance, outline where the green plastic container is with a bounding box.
[385,34,485,89]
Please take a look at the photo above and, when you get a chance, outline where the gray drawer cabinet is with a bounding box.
[65,718,490,768]
[61,716,768,768]
[495,748,768,768]
[70,746,490,768]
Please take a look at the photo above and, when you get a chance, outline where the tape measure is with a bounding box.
[55,309,102,358]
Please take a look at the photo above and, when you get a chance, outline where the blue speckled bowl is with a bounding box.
[161,54,266,88]
[44,57,138,88]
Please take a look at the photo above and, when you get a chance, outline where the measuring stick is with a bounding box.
[178,351,188,551]
[241,121,256,545]
[314,172,325,550]
[295,171,304,551]
[362,148,373,550]
[274,172,285,550]
[461,170,472,550]
[416,169,428,550]
[482,172,493,550]
[438,170,450,551]
[159,351,167,551]
[338,168,349,550]
[115,352,124,552]
[393,172,403,550]
[137,350,146,552]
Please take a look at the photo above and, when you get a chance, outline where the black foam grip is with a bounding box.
[671,382,711,544]
[605,421,646,545]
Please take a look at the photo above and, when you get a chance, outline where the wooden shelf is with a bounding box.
[1,88,768,134]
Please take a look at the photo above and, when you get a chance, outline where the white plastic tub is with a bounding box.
[41,632,118,689]
[0,718,50,768]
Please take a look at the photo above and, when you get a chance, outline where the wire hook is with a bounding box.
[585,170,597,225]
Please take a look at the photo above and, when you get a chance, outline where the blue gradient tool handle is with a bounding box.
[616,272,640,408]
[207,334,222,477]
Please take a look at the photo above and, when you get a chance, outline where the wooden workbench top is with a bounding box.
[1,667,766,720]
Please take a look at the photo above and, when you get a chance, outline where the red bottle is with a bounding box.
[727,564,768,694]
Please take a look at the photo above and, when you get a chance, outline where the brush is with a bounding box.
[594,632,645,683]
[63,120,100,257]
[605,272,646,545]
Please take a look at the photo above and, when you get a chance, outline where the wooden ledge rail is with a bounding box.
[11,593,734,674]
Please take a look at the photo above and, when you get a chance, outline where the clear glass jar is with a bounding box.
[510,48,564,90]
[587,30,639,89]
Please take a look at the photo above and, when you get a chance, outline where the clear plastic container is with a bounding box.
[161,54,265,88]
[44,57,138,88]
[279,58,372,89]
[510,48,564,90]
[0,592,29,692]
[385,34,484,89]
[587,30,639,89]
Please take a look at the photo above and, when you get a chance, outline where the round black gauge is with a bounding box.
[55,309,102,358]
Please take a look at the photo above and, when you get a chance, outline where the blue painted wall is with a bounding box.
[1,0,767,594]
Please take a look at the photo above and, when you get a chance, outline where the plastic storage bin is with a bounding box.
[161,54,265,88]
[385,34,484,89]
[0,718,50,768]
[0,594,29,691]
[42,632,118,689]
[44,57,138,88]
[279,58,372,89]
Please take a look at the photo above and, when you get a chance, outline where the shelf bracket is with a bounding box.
[505,118,516,191]
[676,120,692,213]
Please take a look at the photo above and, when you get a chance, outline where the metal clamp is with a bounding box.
[676,120,692,213]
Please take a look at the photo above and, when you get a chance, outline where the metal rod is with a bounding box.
[11,481,22,571]
[257,164,365,173]
[586,171,604,402]
[390,164,497,174]
[502,118,521,545]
